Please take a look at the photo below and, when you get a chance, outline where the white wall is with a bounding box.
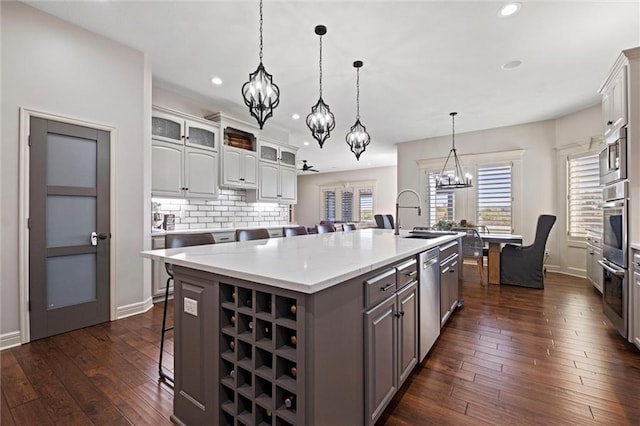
[1,2,151,344]
[397,105,603,275]
[296,166,397,227]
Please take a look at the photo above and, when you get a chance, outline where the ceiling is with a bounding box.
[24,1,640,173]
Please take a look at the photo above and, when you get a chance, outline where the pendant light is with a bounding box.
[345,60,370,161]
[241,0,280,129]
[435,112,473,189]
[306,25,335,148]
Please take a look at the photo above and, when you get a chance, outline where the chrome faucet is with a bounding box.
[395,189,422,235]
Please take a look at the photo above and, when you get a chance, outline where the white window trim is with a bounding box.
[319,180,376,223]
[417,149,524,233]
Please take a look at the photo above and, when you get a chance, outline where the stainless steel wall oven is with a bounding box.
[599,180,628,338]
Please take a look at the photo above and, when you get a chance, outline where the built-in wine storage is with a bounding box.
[220,283,300,425]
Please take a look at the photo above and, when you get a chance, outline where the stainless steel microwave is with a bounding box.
[599,127,627,185]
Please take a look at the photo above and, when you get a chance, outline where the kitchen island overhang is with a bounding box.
[141,229,462,425]
[141,228,459,294]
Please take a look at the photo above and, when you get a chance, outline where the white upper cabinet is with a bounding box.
[249,138,298,204]
[600,63,628,140]
[151,106,219,199]
[222,145,258,189]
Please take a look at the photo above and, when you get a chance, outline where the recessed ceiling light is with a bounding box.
[210,77,223,85]
[291,113,300,120]
[502,60,523,70]
[498,3,521,17]
[303,141,309,146]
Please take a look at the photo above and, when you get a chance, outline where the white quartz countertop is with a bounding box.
[141,229,461,294]
[631,242,640,251]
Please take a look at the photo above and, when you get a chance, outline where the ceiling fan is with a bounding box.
[299,160,319,172]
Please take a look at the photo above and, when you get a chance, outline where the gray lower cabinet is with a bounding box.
[440,241,460,327]
[364,280,418,426]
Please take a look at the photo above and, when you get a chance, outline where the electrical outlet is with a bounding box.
[184,297,198,316]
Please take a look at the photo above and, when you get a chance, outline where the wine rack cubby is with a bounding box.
[219,282,301,425]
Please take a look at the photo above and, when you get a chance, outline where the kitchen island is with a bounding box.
[141,229,462,425]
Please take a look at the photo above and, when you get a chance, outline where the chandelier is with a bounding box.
[306,25,335,148]
[435,112,472,189]
[241,0,280,129]
[345,60,370,161]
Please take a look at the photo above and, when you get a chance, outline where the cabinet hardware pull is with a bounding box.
[607,120,613,126]
[380,283,394,292]
[450,269,456,273]
[394,311,401,318]
[405,270,417,277]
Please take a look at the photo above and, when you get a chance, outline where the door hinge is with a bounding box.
[27,218,32,229]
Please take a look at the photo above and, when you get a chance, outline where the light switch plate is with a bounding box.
[184,297,198,316]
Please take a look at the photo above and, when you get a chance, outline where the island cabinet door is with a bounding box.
[397,282,418,386]
[365,295,397,426]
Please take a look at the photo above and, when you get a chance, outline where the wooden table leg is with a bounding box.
[488,242,501,285]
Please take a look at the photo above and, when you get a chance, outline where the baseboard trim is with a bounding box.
[0,331,22,351]
[116,297,154,320]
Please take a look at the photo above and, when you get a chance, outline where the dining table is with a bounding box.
[480,233,523,285]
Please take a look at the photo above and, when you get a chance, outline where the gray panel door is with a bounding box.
[397,282,418,386]
[29,117,110,340]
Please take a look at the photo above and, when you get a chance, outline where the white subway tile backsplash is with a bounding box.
[153,190,288,231]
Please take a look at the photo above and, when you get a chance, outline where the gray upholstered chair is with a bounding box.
[374,214,394,229]
[162,232,215,383]
[284,226,308,237]
[452,227,485,286]
[236,228,270,242]
[342,223,356,231]
[316,223,336,233]
[500,215,556,288]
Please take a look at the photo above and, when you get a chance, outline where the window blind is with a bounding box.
[342,191,353,222]
[567,153,601,238]
[324,190,336,222]
[476,165,512,233]
[428,172,455,225]
[359,189,373,221]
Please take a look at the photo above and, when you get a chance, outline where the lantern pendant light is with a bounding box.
[241,0,280,129]
[345,60,371,161]
[435,112,473,189]
[306,25,335,148]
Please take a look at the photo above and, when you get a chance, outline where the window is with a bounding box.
[359,189,373,221]
[319,181,375,222]
[567,152,601,238]
[476,165,512,233]
[342,190,353,222]
[323,190,336,222]
[427,172,455,225]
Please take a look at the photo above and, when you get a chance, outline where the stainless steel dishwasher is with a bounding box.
[419,247,440,362]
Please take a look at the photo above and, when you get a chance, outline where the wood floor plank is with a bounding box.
[0,351,38,408]
[1,392,16,426]
[9,399,54,426]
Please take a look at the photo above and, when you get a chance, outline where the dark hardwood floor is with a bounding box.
[2,267,639,425]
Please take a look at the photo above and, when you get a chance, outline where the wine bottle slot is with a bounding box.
[229,340,235,351]
[291,366,297,378]
[290,335,297,346]
[284,395,295,409]
[290,304,297,315]
[231,292,236,301]
[245,298,252,308]
[230,315,236,325]
[229,369,235,378]
[249,321,254,330]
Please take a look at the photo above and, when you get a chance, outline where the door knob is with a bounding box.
[97,233,108,240]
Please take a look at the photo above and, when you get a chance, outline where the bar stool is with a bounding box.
[160,232,215,384]
[284,226,308,237]
[235,228,270,241]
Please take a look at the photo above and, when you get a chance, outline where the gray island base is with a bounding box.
[141,229,462,425]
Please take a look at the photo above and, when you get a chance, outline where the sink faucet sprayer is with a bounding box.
[394,189,422,235]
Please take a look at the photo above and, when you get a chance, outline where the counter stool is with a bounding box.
[160,233,215,384]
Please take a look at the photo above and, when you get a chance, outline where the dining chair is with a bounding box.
[500,215,556,288]
[316,223,336,233]
[235,228,270,242]
[284,226,308,237]
[342,223,357,231]
[161,232,215,383]
[451,227,485,286]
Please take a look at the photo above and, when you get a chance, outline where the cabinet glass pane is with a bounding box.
[280,151,296,166]
[260,145,278,162]
[152,117,182,140]
[188,126,215,149]
[47,253,96,309]
[46,133,96,187]
[46,195,96,247]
